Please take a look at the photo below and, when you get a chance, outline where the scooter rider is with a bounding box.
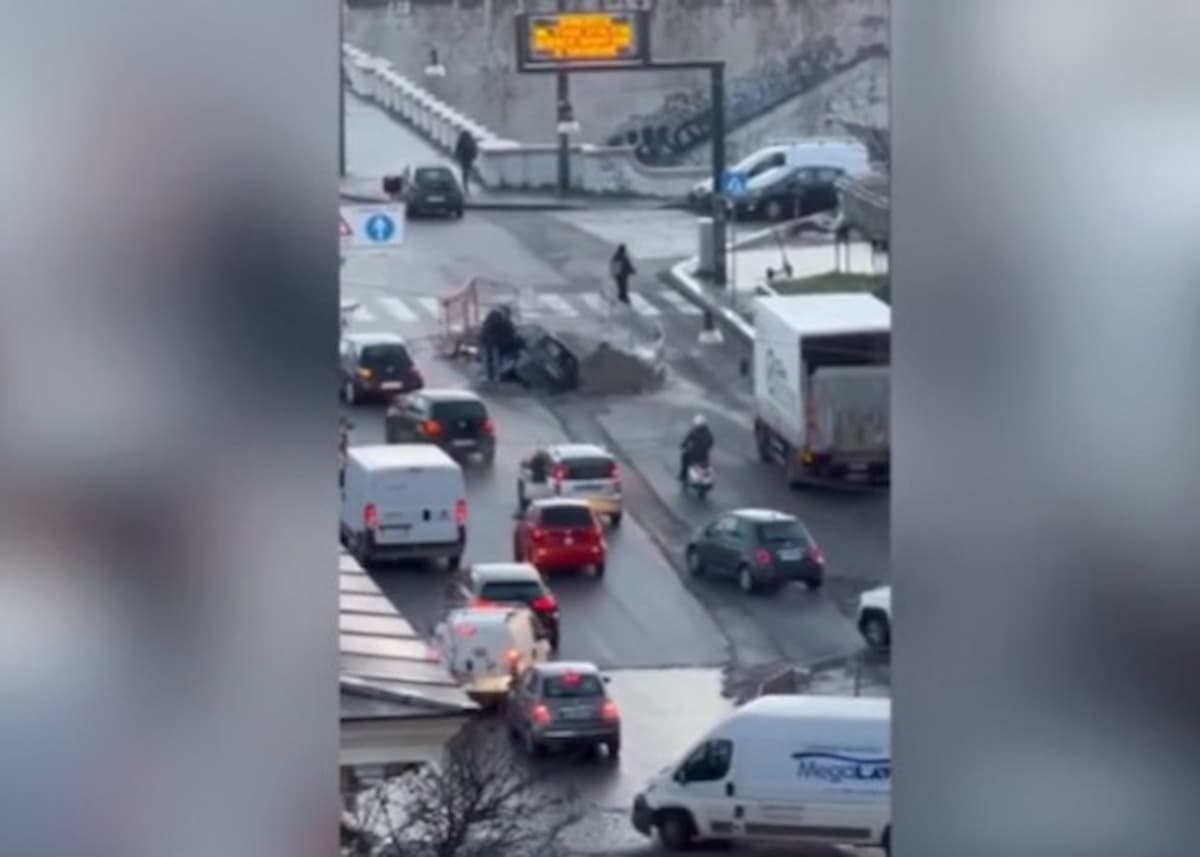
[679,414,714,481]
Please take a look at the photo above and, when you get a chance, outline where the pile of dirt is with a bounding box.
[559,333,664,396]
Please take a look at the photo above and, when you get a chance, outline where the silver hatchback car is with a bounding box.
[506,661,621,760]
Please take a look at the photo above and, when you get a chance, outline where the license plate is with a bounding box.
[452,439,475,447]
[427,195,445,203]
[380,381,403,391]
[778,548,804,561]
[574,482,604,492]
[472,647,487,658]
[564,537,574,545]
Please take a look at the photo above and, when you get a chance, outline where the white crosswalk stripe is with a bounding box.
[350,303,377,323]
[578,292,611,315]
[535,293,579,318]
[415,297,441,318]
[378,297,417,322]
[656,289,703,315]
[629,293,662,317]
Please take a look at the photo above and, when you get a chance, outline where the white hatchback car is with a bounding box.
[517,443,623,527]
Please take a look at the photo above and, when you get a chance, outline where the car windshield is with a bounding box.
[414,167,456,188]
[539,506,594,528]
[562,457,613,481]
[757,520,809,544]
[431,401,488,422]
[542,674,604,698]
[360,344,413,370]
[479,581,542,602]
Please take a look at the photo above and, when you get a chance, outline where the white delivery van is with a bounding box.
[431,606,552,706]
[340,444,467,569]
[632,695,891,855]
[690,137,871,201]
[752,294,891,486]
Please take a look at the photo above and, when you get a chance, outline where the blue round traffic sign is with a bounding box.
[364,213,396,243]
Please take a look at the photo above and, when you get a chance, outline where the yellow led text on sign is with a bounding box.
[529,13,636,63]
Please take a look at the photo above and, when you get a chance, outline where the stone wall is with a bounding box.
[345,0,888,162]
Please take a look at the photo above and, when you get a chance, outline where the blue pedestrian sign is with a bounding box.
[721,170,748,199]
[340,203,405,251]
[364,213,396,243]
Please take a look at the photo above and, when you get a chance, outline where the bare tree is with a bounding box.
[343,721,583,857]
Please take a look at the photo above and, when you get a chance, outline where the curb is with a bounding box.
[659,262,757,345]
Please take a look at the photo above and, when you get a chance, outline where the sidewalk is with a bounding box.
[663,224,889,343]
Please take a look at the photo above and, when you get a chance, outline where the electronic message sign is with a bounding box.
[515,11,651,71]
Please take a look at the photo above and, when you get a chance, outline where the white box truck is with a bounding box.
[631,694,891,854]
[752,294,890,486]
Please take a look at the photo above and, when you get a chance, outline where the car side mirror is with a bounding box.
[673,768,688,785]
[602,675,611,684]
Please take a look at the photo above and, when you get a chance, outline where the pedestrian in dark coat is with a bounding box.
[610,244,635,304]
[454,130,479,194]
[479,308,503,382]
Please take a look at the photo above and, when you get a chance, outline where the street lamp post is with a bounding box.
[338,1,346,177]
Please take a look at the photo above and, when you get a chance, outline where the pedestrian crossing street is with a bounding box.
[342,287,703,330]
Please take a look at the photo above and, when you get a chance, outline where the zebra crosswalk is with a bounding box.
[341,288,703,333]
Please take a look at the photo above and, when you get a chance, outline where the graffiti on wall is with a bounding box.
[605,36,888,165]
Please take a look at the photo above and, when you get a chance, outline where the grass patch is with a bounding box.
[768,271,889,299]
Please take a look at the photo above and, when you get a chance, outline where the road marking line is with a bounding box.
[629,293,662,317]
[577,293,611,315]
[377,297,417,322]
[536,293,579,318]
[519,299,544,318]
[415,297,441,318]
[656,289,703,315]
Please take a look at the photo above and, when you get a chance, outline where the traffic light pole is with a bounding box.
[555,0,571,195]
[338,1,346,178]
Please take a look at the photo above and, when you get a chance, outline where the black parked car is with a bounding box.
[406,165,465,219]
[385,388,496,464]
[736,166,845,222]
[685,508,826,594]
[339,332,423,405]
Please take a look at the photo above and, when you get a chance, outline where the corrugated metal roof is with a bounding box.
[339,549,477,720]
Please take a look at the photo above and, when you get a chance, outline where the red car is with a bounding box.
[513,498,607,577]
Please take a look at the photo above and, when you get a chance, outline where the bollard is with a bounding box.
[697,307,723,345]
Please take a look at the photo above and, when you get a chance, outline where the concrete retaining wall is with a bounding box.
[344,44,707,197]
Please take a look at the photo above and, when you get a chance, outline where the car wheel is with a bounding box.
[737,564,757,594]
[455,207,465,219]
[657,810,695,852]
[861,614,891,650]
[604,737,621,759]
[512,539,523,562]
[446,554,462,571]
[685,546,704,577]
[755,423,772,462]
[609,512,622,528]
[593,562,606,579]
[482,449,495,466]
[804,576,823,592]
[764,199,785,221]
[517,482,528,511]
[342,380,358,405]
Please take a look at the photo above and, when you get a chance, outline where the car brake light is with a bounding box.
[807,546,825,564]
[422,419,442,437]
[601,701,620,721]
[609,461,620,481]
[531,595,557,613]
[363,503,378,530]
[529,528,547,543]
[453,623,476,638]
[754,548,773,566]
[561,671,581,686]
[505,648,521,664]
[470,598,493,607]
[482,418,495,435]
[531,704,552,726]
[551,465,566,486]
[454,499,467,525]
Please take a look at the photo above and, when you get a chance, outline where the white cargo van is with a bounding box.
[690,138,871,201]
[340,444,467,569]
[631,695,891,855]
[431,606,552,706]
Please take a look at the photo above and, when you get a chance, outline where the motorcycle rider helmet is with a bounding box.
[693,414,707,427]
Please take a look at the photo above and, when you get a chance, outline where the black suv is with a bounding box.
[385,388,495,464]
[406,165,465,219]
[339,332,423,405]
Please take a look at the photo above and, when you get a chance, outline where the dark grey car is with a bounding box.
[506,662,620,760]
[406,165,465,218]
[685,508,825,594]
[385,389,496,464]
